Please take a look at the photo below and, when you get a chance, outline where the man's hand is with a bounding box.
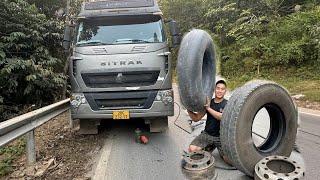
[204,96,211,110]
[187,110,196,116]
[187,110,204,122]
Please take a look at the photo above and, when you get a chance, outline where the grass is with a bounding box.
[172,63,320,103]
[225,74,320,102]
[0,138,26,176]
[279,79,320,102]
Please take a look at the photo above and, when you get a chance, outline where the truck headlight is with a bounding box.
[157,90,174,105]
[70,94,86,108]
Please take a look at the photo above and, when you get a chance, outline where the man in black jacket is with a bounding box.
[188,80,231,164]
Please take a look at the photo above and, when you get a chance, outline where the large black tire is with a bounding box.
[177,29,216,112]
[221,80,298,177]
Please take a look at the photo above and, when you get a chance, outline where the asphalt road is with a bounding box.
[296,111,320,179]
[91,85,251,180]
[90,85,315,180]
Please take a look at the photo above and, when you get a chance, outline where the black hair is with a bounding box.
[216,80,227,87]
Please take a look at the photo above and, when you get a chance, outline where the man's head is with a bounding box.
[215,80,227,99]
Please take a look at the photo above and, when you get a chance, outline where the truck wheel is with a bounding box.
[254,156,305,180]
[177,29,216,112]
[79,119,100,135]
[220,80,298,177]
[147,117,168,133]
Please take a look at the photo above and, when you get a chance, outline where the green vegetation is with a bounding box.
[0,139,26,176]
[0,0,67,174]
[161,0,320,102]
[0,0,69,120]
[0,0,85,121]
[227,75,320,102]
[0,0,319,176]
[0,0,318,121]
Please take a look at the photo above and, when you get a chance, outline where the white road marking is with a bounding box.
[92,136,114,180]
[300,111,320,117]
[126,87,140,90]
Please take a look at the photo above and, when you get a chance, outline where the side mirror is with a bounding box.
[168,20,181,48]
[63,25,72,53]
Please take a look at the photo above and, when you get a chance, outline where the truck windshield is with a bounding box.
[76,15,165,46]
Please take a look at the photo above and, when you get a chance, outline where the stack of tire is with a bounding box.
[177,29,298,177]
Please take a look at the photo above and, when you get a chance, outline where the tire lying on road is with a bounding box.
[221,80,298,177]
[177,29,216,112]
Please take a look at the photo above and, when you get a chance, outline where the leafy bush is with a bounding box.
[221,5,320,78]
[161,0,320,78]
[0,0,66,120]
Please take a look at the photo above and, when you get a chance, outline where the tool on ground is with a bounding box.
[140,135,149,144]
[135,128,149,144]
[135,128,142,142]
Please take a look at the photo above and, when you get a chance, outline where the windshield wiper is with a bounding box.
[76,40,110,46]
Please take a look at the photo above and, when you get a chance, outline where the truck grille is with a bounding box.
[81,70,160,88]
[84,91,157,110]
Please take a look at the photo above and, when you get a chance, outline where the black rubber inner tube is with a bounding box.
[177,29,216,112]
[202,48,214,97]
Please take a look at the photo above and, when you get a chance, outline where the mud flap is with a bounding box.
[146,117,168,133]
[79,119,100,135]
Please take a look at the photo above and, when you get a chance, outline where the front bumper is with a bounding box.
[70,90,174,120]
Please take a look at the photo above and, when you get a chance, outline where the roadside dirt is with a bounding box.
[3,111,108,180]
[294,100,320,111]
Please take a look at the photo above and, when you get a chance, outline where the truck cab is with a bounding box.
[63,0,180,134]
